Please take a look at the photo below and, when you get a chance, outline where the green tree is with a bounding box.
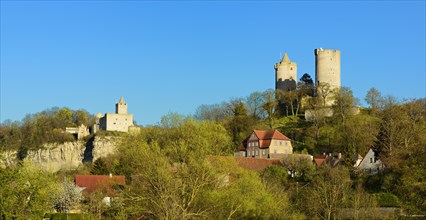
[194,103,228,122]
[337,114,381,165]
[245,91,267,119]
[302,165,351,220]
[365,87,382,114]
[72,109,88,126]
[0,160,60,219]
[299,73,314,96]
[332,87,359,124]
[91,158,110,175]
[316,82,333,107]
[262,89,279,128]
[225,99,255,150]
[54,178,82,213]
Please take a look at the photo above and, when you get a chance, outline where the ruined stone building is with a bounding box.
[95,97,134,132]
[65,124,90,140]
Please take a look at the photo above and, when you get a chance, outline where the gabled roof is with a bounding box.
[75,175,125,195]
[356,148,382,168]
[313,154,342,168]
[313,156,327,166]
[253,129,290,141]
[241,129,291,150]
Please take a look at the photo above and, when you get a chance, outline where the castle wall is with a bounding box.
[104,113,133,132]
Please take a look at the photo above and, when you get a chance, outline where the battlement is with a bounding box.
[314,48,340,55]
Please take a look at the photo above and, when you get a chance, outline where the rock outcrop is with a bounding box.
[0,136,119,172]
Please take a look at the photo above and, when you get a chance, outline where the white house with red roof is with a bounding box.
[238,129,293,159]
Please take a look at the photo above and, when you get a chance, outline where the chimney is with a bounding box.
[338,152,342,160]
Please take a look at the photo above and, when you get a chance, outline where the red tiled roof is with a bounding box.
[313,156,327,166]
[253,129,290,141]
[241,129,291,150]
[313,154,342,167]
[207,156,281,172]
[236,157,281,171]
[75,175,125,195]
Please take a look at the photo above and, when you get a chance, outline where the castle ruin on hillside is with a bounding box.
[94,97,135,133]
[275,48,341,106]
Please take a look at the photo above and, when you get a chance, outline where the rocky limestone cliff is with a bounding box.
[0,136,119,172]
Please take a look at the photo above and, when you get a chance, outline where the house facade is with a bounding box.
[238,130,293,159]
[354,148,383,174]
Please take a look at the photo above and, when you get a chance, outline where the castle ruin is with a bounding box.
[275,48,341,106]
[95,97,134,132]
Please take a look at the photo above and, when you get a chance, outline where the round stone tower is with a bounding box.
[275,53,297,92]
[315,48,340,89]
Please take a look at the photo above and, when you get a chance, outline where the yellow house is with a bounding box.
[239,130,293,159]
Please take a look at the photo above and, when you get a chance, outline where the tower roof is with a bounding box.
[281,53,290,63]
[118,96,125,104]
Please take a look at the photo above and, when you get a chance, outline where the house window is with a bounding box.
[252,151,255,156]
[243,152,246,157]
[255,142,258,146]
[370,158,373,163]
[248,142,252,147]
[255,151,258,156]
[285,142,288,146]
[248,151,251,156]
[274,149,277,154]
[279,141,282,146]
[262,149,266,155]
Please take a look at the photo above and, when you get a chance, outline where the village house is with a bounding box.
[313,152,342,167]
[354,148,383,174]
[75,174,126,206]
[237,129,293,159]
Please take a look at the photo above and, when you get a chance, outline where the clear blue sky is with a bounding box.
[1,1,425,126]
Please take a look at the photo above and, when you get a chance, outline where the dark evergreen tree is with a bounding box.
[90,158,109,175]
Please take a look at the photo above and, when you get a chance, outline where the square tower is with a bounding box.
[115,97,128,114]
